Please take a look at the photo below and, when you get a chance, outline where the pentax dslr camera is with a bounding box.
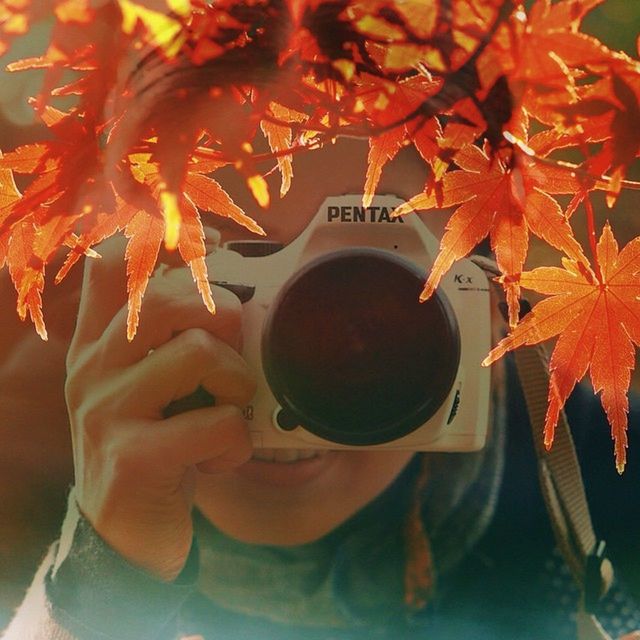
[205,194,492,452]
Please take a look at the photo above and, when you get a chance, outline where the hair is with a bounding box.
[404,282,508,612]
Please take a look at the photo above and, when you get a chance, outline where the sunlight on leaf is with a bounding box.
[247,174,270,209]
[484,225,640,473]
[159,190,181,251]
[118,0,185,57]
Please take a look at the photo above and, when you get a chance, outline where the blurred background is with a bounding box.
[0,0,639,629]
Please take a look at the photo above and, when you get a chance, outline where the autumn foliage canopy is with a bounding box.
[0,0,639,471]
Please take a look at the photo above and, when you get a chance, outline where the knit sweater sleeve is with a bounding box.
[1,490,199,640]
[2,543,76,640]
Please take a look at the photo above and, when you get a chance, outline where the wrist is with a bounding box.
[46,489,199,640]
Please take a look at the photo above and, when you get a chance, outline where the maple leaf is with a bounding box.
[0,0,34,57]
[113,154,263,335]
[6,219,48,340]
[0,109,106,248]
[118,0,186,58]
[394,141,596,327]
[360,75,442,207]
[0,153,22,269]
[124,209,165,341]
[54,193,133,283]
[176,196,215,315]
[484,224,640,474]
[364,127,406,208]
[482,0,616,123]
[183,173,265,236]
[0,154,57,340]
[260,102,308,198]
[580,67,640,206]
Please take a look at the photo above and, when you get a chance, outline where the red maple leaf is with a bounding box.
[360,75,442,207]
[123,209,165,341]
[260,102,309,197]
[114,153,264,339]
[484,223,640,473]
[0,154,49,339]
[482,0,615,123]
[6,219,47,340]
[0,152,22,269]
[394,139,607,326]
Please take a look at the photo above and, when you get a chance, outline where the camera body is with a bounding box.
[206,194,492,452]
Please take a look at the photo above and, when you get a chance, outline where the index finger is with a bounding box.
[73,226,223,348]
[72,235,130,347]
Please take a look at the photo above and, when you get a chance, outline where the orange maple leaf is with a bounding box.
[0,0,33,57]
[484,223,640,473]
[117,155,265,338]
[124,209,165,341]
[260,102,308,198]
[483,0,615,123]
[54,193,134,284]
[183,173,265,236]
[176,197,215,316]
[0,155,48,339]
[394,142,597,327]
[0,153,22,270]
[361,75,442,207]
[364,127,406,208]
[7,219,48,340]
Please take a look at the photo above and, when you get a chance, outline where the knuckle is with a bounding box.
[137,275,245,349]
[212,287,243,326]
[82,237,127,286]
[177,327,218,363]
[212,285,242,313]
[228,366,257,404]
[68,378,119,448]
[139,285,178,321]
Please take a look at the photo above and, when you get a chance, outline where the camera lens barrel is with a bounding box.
[262,248,461,446]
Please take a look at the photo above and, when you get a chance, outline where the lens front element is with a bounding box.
[262,249,460,446]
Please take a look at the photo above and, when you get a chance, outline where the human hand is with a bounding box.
[65,237,255,581]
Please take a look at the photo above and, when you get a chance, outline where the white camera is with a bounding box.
[205,194,492,453]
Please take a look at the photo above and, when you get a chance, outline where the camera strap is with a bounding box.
[471,257,615,640]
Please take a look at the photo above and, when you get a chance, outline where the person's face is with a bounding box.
[194,138,429,545]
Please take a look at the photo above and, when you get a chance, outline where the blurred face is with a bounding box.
[194,138,428,545]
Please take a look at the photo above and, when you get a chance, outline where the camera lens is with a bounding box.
[262,248,460,446]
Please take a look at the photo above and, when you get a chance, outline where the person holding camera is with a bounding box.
[2,0,640,632]
[2,132,639,640]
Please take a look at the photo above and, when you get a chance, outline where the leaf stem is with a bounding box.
[528,153,640,192]
[583,193,602,283]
